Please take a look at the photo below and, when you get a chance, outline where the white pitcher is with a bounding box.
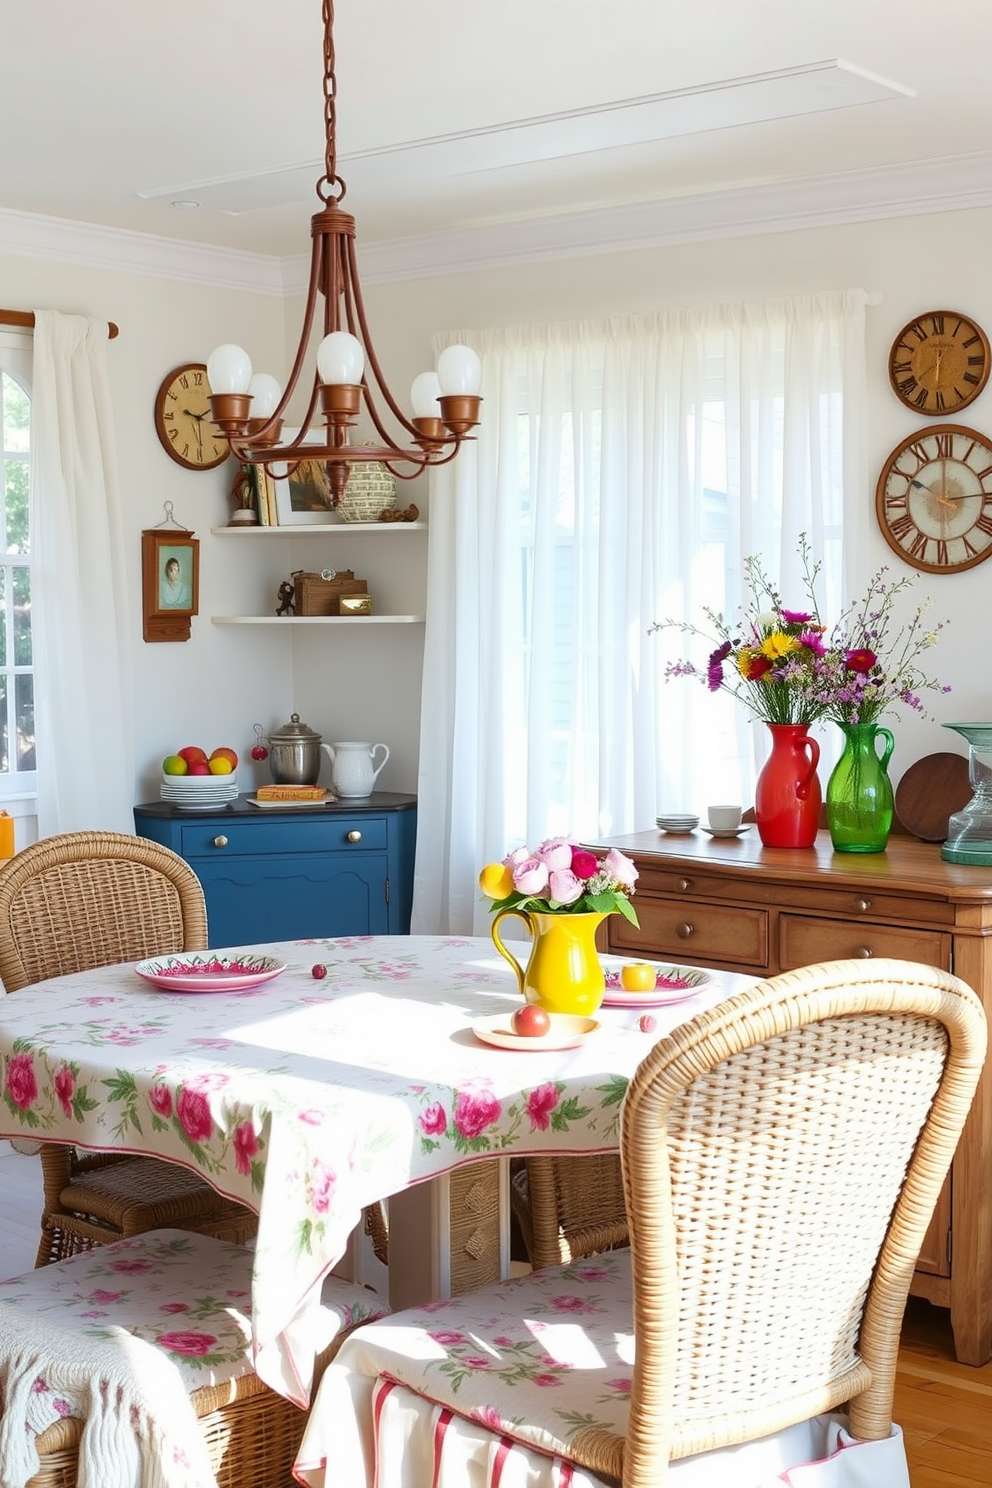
[322,741,389,798]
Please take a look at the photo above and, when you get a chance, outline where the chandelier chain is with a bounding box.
[320,0,343,203]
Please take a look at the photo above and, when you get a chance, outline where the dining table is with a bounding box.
[0,933,755,1408]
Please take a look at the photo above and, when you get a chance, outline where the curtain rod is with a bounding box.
[0,309,119,339]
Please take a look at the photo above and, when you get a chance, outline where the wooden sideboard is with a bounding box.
[592,828,992,1367]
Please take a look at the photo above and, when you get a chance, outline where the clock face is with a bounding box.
[154,363,229,471]
[888,310,990,415]
[876,423,992,573]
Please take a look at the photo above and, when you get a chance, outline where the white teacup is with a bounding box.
[708,804,743,831]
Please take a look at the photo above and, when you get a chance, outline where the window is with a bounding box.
[0,331,35,797]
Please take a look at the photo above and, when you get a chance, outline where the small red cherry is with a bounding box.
[311,963,327,980]
[638,1013,657,1033]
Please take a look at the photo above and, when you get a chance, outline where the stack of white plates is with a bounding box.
[656,812,700,833]
[160,772,239,811]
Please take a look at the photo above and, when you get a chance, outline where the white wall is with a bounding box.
[2,201,990,829]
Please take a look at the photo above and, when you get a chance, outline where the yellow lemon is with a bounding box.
[479,862,514,899]
[208,757,234,775]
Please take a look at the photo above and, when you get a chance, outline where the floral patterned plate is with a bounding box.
[472,1013,599,1051]
[601,963,711,1007]
[134,954,287,993]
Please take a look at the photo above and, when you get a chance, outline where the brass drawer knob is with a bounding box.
[212,835,229,848]
[676,922,694,939]
[675,878,692,893]
[346,830,362,843]
[855,945,873,958]
[854,898,872,913]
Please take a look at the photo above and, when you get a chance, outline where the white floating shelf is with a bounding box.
[210,523,427,536]
[212,615,425,626]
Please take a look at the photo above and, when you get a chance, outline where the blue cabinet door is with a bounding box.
[195,852,390,949]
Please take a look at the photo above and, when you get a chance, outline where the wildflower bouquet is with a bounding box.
[479,838,640,926]
[653,539,828,725]
[812,567,950,725]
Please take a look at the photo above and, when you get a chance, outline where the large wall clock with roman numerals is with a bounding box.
[875,424,992,573]
[888,310,990,415]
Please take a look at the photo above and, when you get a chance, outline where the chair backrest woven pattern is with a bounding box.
[569,957,986,1488]
[0,831,207,991]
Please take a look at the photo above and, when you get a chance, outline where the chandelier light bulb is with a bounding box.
[410,371,442,418]
[207,344,253,395]
[437,344,482,397]
[317,331,365,386]
[247,373,282,418]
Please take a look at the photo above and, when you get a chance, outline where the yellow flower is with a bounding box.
[760,632,800,660]
[479,862,514,899]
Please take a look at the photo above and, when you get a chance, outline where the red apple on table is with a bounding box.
[511,1005,552,1038]
[178,746,208,766]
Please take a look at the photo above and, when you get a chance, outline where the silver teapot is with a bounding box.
[266,713,323,786]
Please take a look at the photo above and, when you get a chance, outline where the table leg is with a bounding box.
[386,1157,510,1310]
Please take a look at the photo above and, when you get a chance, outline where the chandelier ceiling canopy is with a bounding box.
[207,0,481,500]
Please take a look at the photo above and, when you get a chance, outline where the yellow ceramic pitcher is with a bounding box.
[489,908,608,1015]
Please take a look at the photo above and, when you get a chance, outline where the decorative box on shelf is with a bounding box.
[290,568,368,616]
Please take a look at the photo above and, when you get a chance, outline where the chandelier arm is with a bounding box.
[344,237,427,442]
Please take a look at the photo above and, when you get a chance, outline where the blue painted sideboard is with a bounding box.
[133,792,417,949]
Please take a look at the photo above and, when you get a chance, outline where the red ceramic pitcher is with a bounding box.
[754,723,821,848]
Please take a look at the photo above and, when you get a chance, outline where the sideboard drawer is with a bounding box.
[178,816,388,858]
[779,914,951,971]
[613,897,769,968]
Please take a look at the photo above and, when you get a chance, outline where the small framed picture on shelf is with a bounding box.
[141,528,200,642]
[271,429,342,526]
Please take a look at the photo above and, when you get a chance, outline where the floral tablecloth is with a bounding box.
[0,935,752,1406]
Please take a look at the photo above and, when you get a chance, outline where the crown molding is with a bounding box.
[4,150,992,295]
[0,207,286,295]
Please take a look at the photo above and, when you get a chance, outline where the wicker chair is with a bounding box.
[510,1151,628,1269]
[0,831,256,1265]
[0,1228,387,1488]
[302,958,987,1487]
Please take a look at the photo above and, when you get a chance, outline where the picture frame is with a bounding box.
[141,528,200,642]
[271,429,342,526]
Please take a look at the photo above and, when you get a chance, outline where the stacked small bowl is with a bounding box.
[160,772,239,812]
[655,812,699,834]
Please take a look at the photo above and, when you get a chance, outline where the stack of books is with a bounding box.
[250,784,334,808]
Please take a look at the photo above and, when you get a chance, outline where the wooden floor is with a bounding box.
[1,1143,989,1484]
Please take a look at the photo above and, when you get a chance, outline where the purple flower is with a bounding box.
[707,641,732,691]
[781,609,812,624]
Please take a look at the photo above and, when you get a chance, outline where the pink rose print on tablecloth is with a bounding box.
[53,1065,75,1117]
[453,1084,501,1139]
[149,1084,173,1119]
[155,1331,218,1357]
[160,1302,190,1315]
[419,1102,447,1137]
[176,1079,216,1144]
[6,1051,38,1110]
[525,1083,559,1131]
[428,1330,466,1346]
[548,1294,595,1314]
[109,1259,156,1275]
[310,1161,336,1213]
[471,1405,507,1432]
[88,1290,124,1304]
[233,1121,259,1174]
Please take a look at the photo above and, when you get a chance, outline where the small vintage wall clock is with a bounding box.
[154,363,229,470]
[875,423,992,573]
[888,310,990,415]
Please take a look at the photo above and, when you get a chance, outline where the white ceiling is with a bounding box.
[2,0,992,266]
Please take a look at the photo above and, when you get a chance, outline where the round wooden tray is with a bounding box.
[895,752,971,842]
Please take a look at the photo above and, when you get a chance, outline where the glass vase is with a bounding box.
[941,723,992,865]
[826,722,895,853]
[754,723,822,848]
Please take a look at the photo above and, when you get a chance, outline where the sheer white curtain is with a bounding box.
[31,311,134,834]
[412,291,869,934]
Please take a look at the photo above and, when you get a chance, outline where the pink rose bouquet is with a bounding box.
[479,838,639,926]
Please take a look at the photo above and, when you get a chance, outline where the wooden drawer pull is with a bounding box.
[675,878,692,893]
[212,835,229,849]
[346,830,362,843]
[676,922,694,940]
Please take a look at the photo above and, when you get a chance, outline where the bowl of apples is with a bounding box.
[160,746,240,809]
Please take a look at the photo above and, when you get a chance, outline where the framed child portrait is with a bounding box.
[141,528,200,642]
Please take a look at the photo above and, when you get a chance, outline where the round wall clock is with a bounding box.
[888,310,990,415]
[154,363,229,471]
[875,423,992,573]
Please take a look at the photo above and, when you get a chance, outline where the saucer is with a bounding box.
[702,824,750,838]
[471,1013,598,1051]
